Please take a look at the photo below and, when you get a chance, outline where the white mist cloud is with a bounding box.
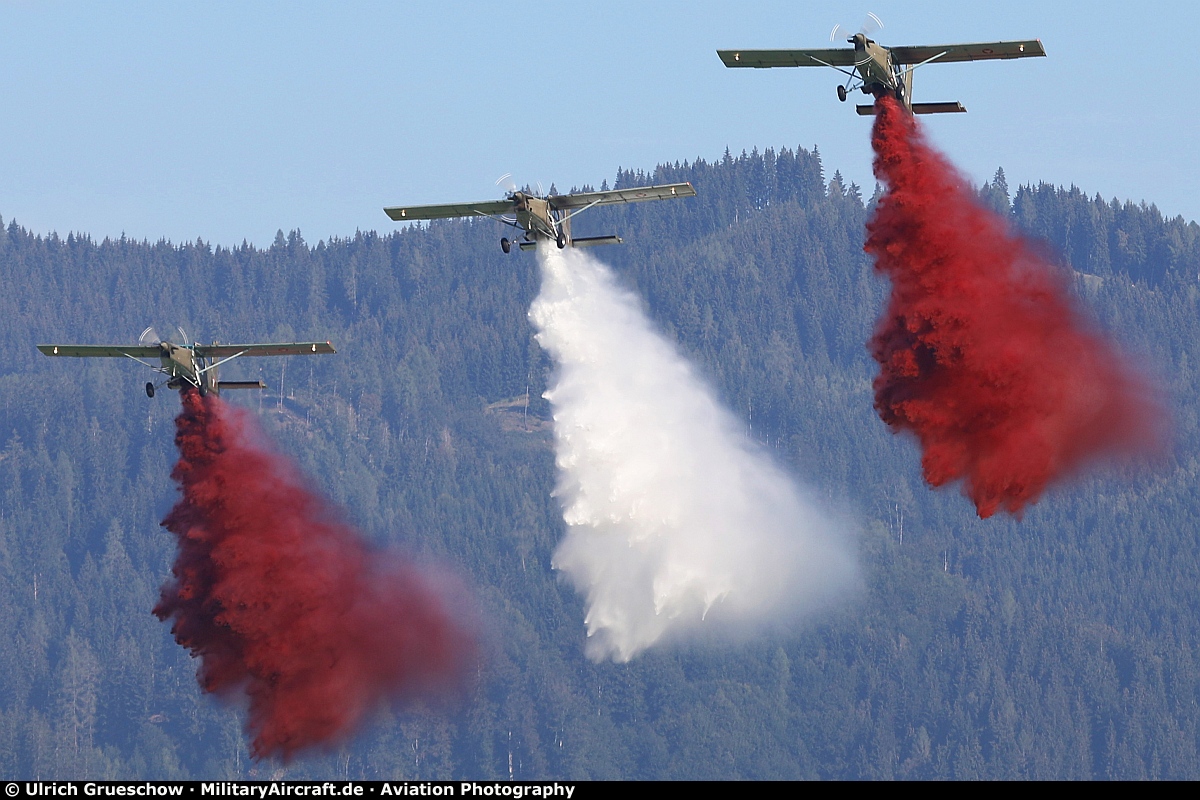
[528,245,858,662]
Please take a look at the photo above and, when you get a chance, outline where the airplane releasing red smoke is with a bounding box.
[865,95,1162,518]
[155,390,474,760]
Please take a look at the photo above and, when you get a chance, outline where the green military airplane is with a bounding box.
[718,25,1045,115]
[385,181,697,253]
[38,328,336,398]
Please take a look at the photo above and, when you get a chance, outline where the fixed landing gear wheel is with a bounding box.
[837,85,847,102]
[500,237,511,254]
[556,230,567,249]
[145,382,155,398]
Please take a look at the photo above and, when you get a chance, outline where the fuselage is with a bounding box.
[851,34,911,110]
[159,342,219,394]
[511,192,559,242]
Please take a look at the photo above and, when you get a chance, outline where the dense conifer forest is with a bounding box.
[1,146,1198,779]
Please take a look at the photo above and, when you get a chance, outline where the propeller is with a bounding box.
[495,173,519,196]
[830,12,883,43]
[495,173,546,198]
[143,325,193,346]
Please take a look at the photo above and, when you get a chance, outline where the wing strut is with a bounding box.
[122,353,160,371]
[472,211,523,230]
[557,197,606,224]
[196,350,249,376]
[809,54,871,80]
[898,50,950,79]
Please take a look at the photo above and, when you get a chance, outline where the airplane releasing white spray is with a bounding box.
[529,245,858,662]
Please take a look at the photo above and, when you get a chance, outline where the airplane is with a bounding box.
[718,27,1045,115]
[385,181,697,253]
[38,328,336,398]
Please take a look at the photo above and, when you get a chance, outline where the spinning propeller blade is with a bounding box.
[831,13,883,42]
[495,173,519,195]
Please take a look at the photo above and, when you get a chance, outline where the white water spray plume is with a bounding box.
[529,245,859,663]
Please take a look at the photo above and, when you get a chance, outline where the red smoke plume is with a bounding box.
[866,95,1162,517]
[155,390,474,760]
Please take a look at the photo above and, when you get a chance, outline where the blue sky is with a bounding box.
[0,1,1195,246]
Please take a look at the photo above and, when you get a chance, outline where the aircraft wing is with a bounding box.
[889,40,1045,64]
[384,199,515,221]
[38,345,161,358]
[193,342,337,358]
[717,48,860,68]
[549,183,696,211]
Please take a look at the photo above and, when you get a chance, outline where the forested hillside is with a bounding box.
[1,145,1198,779]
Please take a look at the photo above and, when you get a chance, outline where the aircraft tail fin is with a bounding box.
[217,380,267,390]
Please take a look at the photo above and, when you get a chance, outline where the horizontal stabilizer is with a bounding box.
[856,102,966,115]
[913,102,967,114]
[513,235,624,251]
[217,380,268,390]
[570,236,623,247]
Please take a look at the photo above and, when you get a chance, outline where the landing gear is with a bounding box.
[145,382,155,398]
[556,229,567,249]
[837,84,847,102]
[500,237,511,254]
